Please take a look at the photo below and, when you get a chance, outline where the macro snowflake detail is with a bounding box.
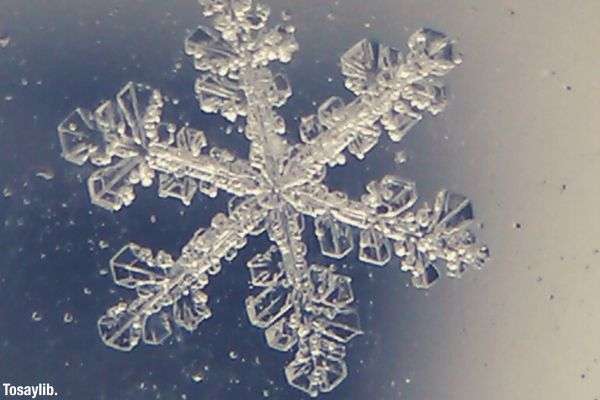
[57,0,489,396]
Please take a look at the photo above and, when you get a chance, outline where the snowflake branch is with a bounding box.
[147,141,264,199]
[58,82,264,209]
[246,205,363,397]
[97,197,268,351]
[240,67,293,183]
[186,1,300,183]
[264,204,308,286]
[286,177,488,287]
[284,179,421,240]
[282,30,462,187]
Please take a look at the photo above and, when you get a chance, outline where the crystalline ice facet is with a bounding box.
[143,312,173,345]
[285,335,348,397]
[97,303,143,351]
[87,157,141,211]
[265,316,298,352]
[110,244,169,289]
[173,289,211,332]
[58,108,108,166]
[314,213,354,259]
[158,174,198,205]
[247,245,284,287]
[246,284,293,329]
[359,228,392,266]
[315,309,363,343]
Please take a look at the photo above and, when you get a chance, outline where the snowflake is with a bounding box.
[57,0,488,396]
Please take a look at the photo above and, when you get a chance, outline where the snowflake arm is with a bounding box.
[246,204,363,397]
[285,176,488,287]
[265,204,310,286]
[184,2,297,182]
[98,196,268,351]
[58,82,264,209]
[147,138,264,198]
[284,179,419,239]
[282,30,462,187]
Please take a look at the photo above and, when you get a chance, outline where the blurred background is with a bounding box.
[0,0,599,399]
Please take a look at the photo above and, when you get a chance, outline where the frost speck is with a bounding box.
[35,168,55,181]
[191,370,205,383]
[63,312,74,324]
[0,35,10,48]
[31,311,43,322]
[394,150,408,165]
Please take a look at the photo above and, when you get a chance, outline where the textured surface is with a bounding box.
[0,1,599,399]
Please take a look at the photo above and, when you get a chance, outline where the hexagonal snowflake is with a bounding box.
[58,0,488,396]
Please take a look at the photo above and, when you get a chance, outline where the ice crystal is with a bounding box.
[57,0,488,396]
